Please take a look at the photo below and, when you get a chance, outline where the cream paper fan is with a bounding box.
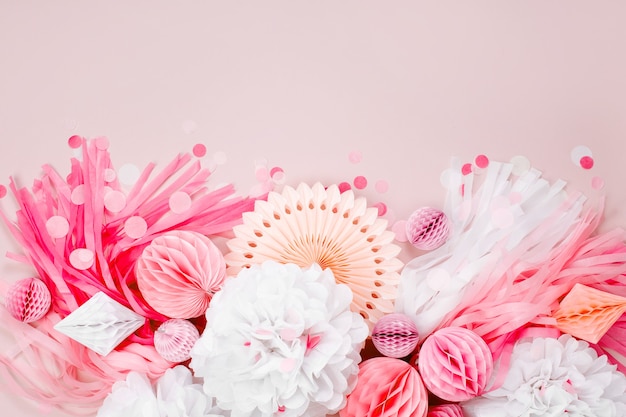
[225,182,403,328]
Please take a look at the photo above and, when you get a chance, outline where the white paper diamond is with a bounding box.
[53,292,145,356]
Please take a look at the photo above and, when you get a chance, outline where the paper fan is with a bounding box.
[225,182,403,327]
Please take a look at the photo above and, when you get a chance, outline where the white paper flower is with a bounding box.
[462,335,626,417]
[190,261,368,417]
[97,365,228,417]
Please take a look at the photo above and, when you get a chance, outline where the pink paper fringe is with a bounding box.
[438,200,626,379]
[0,138,258,413]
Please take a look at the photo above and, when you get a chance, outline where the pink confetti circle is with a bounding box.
[591,176,605,190]
[71,185,85,205]
[580,156,594,170]
[192,143,207,157]
[118,164,141,186]
[571,146,593,165]
[348,151,363,164]
[104,168,116,183]
[69,248,95,270]
[269,166,284,177]
[68,135,83,149]
[124,216,148,239]
[475,154,489,169]
[392,220,408,242]
[46,216,70,239]
[509,192,523,204]
[461,163,473,175]
[94,137,109,150]
[169,191,192,214]
[271,170,286,184]
[0,185,6,199]
[492,208,514,229]
[104,190,127,213]
[373,202,387,216]
[375,180,389,193]
[338,182,351,193]
[353,175,368,190]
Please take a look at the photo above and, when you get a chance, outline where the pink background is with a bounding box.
[1,2,626,416]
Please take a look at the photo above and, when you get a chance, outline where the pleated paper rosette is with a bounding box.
[225,182,403,328]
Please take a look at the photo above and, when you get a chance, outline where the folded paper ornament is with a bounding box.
[427,404,464,417]
[5,277,51,322]
[371,313,419,358]
[340,357,428,417]
[54,291,146,356]
[225,182,403,329]
[405,207,450,250]
[154,318,200,363]
[135,230,226,319]
[554,283,626,344]
[418,327,493,402]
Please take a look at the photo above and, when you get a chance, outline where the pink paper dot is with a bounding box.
[348,151,363,164]
[255,166,269,182]
[580,156,594,170]
[270,166,284,177]
[104,190,127,213]
[392,220,408,242]
[104,168,116,183]
[338,182,351,193]
[591,176,605,190]
[69,248,95,270]
[509,192,523,204]
[94,137,109,150]
[46,216,70,239]
[169,191,192,214]
[475,154,489,169]
[124,216,148,239]
[373,202,388,216]
[0,185,6,199]
[353,176,368,190]
[375,180,389,193]
[71,185,85,205]
[492,208,514,229]
[271,171,286,185]
[192,143,207,157]
[68,135,83,149]
[118,164,141,186]
[461,163,473,175]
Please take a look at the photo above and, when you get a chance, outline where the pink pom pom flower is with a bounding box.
[135,230,226,319]
[405,207,450,250]
[418,327,493,402]
[341,357,428,417]
[372,313,419,358]
[5,277,51,323]
[154,319,200,363]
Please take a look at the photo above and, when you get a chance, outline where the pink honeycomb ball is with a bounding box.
[372,313,419,358]
[406,207,450,250]
[154,318,200,363]
[5,277,51,323]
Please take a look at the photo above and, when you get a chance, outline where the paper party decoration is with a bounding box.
[340,357,428,417]
[371,313,419,358]
[554,283,626,344]
[418,327,493,402]
[154,318,200,363]
[406,207,450,250]
[135,230,226,319]
[427,404,464,417]
[5,277,51,322]
[225,182,403,328]
[54,291,145,356]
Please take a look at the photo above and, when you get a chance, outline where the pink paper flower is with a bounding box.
[340,357,428,417]
[418,327,493,402]
[190,261,368,417]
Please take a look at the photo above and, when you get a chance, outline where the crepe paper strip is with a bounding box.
[135,231,226,319]
[554,283,626,344]
[225,182,403,329]
[0,308,171,416]
[418,327,493,402]
[153,319,200,363]
[5,277,51,322]
[54,292,146,356]
[340,357,428,417]
[405,207,450,250]
[0,138,256,340]
[427,404,464,417]
[371,313,419,358]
